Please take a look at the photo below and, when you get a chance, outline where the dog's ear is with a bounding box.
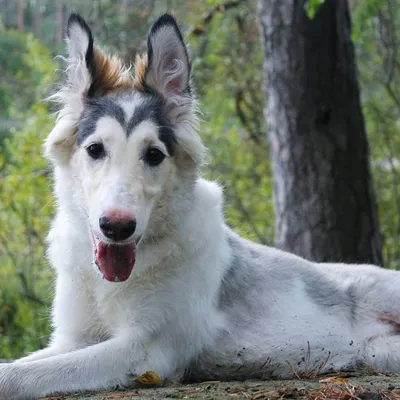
[44,119,77,165]
[44,14,94,165]
[66,13,95,101]
[143,14,191,107]
[64,13,133,104]
[46,14,133,165]
[136,15,204,167]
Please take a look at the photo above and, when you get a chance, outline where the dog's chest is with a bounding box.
[89,272,187,339]
[89,279,153,337]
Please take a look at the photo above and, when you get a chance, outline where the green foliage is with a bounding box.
[187,3,274,243]
[352,0,382,42]
[0,104,54,358]
[0,20,56,358]
[0,25,54,119]
[305,0,325,19]
[353,0,400,268]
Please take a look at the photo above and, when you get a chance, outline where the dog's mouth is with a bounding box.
[92,232,138,283]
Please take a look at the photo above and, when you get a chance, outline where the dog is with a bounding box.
[1,12,400,400]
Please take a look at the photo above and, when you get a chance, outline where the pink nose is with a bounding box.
[99,210,136,242]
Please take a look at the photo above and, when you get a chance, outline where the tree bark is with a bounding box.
[56,2,64,45]
[33,3,42,40]
[17,0,24,31]
[258,0,383,265]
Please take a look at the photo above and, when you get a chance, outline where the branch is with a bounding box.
[230,186,267,245]
[17,271,49,308]
[190,0,246,36]
[235,89,263,145]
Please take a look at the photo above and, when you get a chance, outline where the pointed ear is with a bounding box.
[144,14,191,104]
[66,13,95,99]
[47,14,133,166]
[43,14,94,166]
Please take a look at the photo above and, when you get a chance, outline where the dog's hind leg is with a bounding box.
[362,333,400,372]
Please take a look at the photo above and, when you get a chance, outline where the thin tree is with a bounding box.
[17,0,23,31]
[56,2,64,45]
[258,0,383,265]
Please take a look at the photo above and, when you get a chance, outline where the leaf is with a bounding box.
[135,371,162,385]
[319,377,348,384]
[304,0,325,19]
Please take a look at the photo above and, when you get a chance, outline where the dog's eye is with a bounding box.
[86,143,105,159]
[144,148,166,167]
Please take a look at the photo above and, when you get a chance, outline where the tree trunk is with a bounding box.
[56,3,64,45]
[17,0,24,31]
[258,0,383,265]
[33,3,42,40]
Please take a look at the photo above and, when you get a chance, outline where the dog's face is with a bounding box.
[74,94,178,283]
[45,14,204,282]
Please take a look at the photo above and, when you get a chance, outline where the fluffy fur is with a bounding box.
[1,13,400,400]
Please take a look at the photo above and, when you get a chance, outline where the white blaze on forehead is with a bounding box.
[119,95,145,124]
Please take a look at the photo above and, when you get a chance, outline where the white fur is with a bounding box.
[1,14,400,400]
[54,20,92,120]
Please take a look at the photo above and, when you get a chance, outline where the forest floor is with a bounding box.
[40,373,400,400]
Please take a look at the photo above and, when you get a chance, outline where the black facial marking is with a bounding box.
[77,94,176,155]
[158,125,177,157]
[126,97,160,134]
[77,98,125,145]
[67,13,95,95]
[126,96,176,156]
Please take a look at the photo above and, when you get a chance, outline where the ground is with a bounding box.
[41,374,400,400]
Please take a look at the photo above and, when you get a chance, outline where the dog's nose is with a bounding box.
[99,213,136,242]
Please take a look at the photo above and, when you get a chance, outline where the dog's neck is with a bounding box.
[144,177,225,244]
[133,178,227,275]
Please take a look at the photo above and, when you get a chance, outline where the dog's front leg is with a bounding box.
[0,331,168,400]
[13,341,83,364]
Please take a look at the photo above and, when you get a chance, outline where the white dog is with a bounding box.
[1,13,400,400]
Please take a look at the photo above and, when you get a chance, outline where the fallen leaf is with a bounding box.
[135,370,162,385]
[319,376,348,384]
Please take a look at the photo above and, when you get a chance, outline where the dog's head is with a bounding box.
[46,13,205,282]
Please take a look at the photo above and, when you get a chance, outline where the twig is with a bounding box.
[190,0,246,36]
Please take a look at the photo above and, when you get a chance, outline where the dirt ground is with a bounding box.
[41,374,400,400]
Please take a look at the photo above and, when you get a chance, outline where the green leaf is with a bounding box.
[304,0,325,19]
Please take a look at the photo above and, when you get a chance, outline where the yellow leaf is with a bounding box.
[135,371,162,385]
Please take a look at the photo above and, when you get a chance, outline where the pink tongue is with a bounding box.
[96,242,136,282]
